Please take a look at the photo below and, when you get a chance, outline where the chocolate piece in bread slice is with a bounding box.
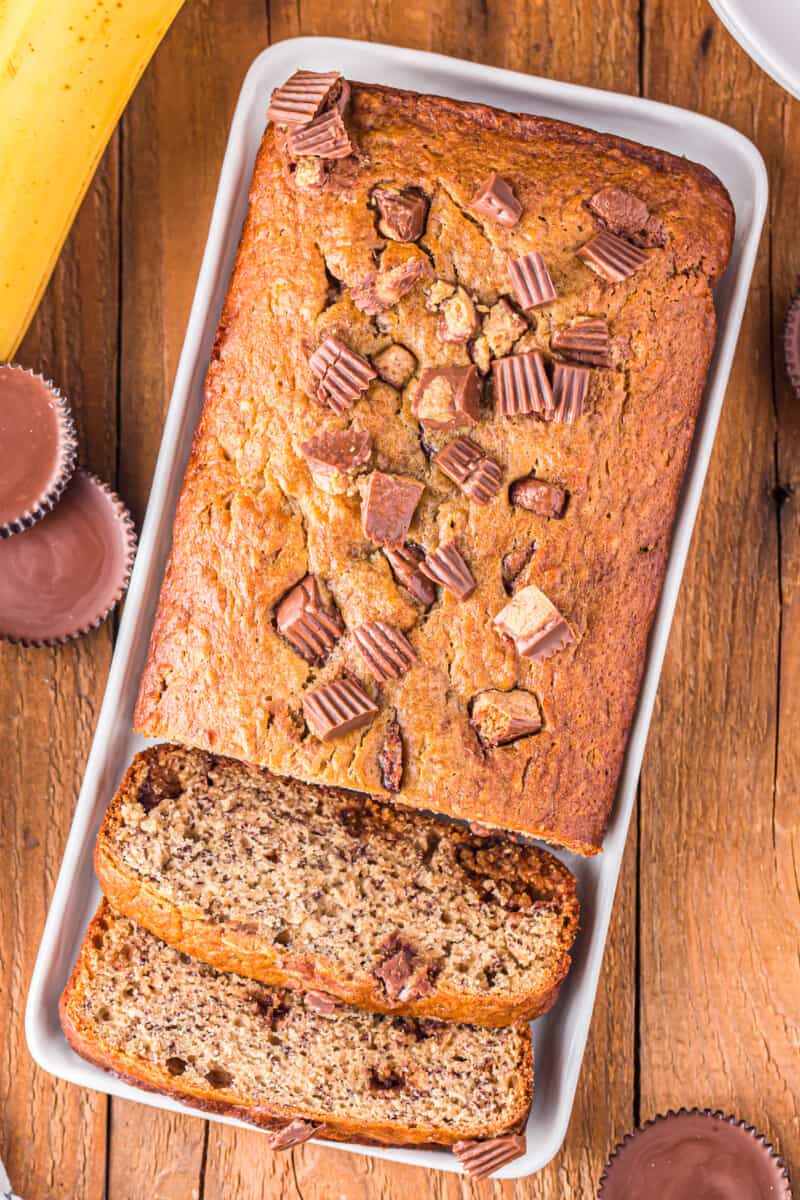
[61,904,533,1150]
[95,745,579,1027]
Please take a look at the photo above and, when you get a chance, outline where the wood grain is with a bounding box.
[640,0,800,1182]
[0,136,120,1199]
[2,1,799,1197]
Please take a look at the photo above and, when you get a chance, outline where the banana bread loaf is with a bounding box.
[134,74,734,854]
[61,904,533,1153]
[95,744,579,1026]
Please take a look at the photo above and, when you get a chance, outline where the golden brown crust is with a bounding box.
[95,746,578,1027]
[60,905,533,1147]
[134,80,734,855]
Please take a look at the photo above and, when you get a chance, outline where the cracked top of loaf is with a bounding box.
[134,78,734,855]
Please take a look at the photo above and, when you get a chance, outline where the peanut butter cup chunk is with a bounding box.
[267,70,346,126]
[551,317,612,368]
[412,366,482,431]
[577,230,650,282]
[552,362,591,424]
[508,252,557,309]
[300,428,372,494]
[454,1133,527,1179]
[433,437,503,505]
[372,185,428,242]
[509,476,567,519]
[419,540,476,600]
[471,689,542,746]
[288,109,353,160]
[383,542,436,606]
[0,364,77,536]
[353,621,416,681]
[493,351,555,419]
[0,468,135,645]
[470,173,522,228]
[361,470,424,547]
[275,575,344,664]
[302,676,378,740]
[493,584,574,662]
[309,336,376,413]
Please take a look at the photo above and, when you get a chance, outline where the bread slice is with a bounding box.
[95,745,579,1027]
[61,904,533,1149]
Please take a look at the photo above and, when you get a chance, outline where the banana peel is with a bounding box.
[0,0,187,358]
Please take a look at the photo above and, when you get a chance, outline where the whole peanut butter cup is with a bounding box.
[0,469,136,646]
[598,1109,792,1199]
[784,288,800,401]
[0,363,78,537]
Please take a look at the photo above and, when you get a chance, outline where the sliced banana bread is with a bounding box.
[61,904,533,1151]
[95,745,579,1027]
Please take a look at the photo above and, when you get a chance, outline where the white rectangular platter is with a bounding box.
[25,36,767,1179]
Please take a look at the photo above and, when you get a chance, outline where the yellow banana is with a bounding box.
[0,0,186,358]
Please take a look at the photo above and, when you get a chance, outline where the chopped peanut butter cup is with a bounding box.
[361,470,424,547]
[276,575,344,664]
[433,437,503,505]
[412,365,481,430]
[577,230,650,282]
[453,1133,527,1179]
[303,676,378,740]
[303,991,341,1016]
[300,428,372,493]
[373,186,429,242]
[0,364,78,537]
[551,317,612,368]
[309,336,375,413]
[471,689,543,747]
[508,252,557,309]
[353,621,416,682]
[288,108,353,159]
[267,70,345,126]
[552,362,590,424]
[492,351,555,419]
[470,173,522,228]
[267,1119,322,1150]
[419,540,476,600]
[351,259,426,314]
[510,476,567,518]
[588,185,665,247]
[383,542,436,606]
[379,714,404,791]
[493,584,574,662]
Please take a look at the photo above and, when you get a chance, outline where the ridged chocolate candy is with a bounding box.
[288,109,353,159]
[309,336,376,414]
[303,676,378,740]
[552,362,591,424]
[453,1134,527,1179]
[353,621,416,682]
[433,437,503,505]
[551,317,611,368]
[493,584,574,662]
[276,575,344,664]
[267,70,344,125]
[492,351,555,418]
[508,252,557,309]
[419,540,476,599]
[577,230,650,282]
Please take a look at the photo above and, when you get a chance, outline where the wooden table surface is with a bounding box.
[1,1,798,1196]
